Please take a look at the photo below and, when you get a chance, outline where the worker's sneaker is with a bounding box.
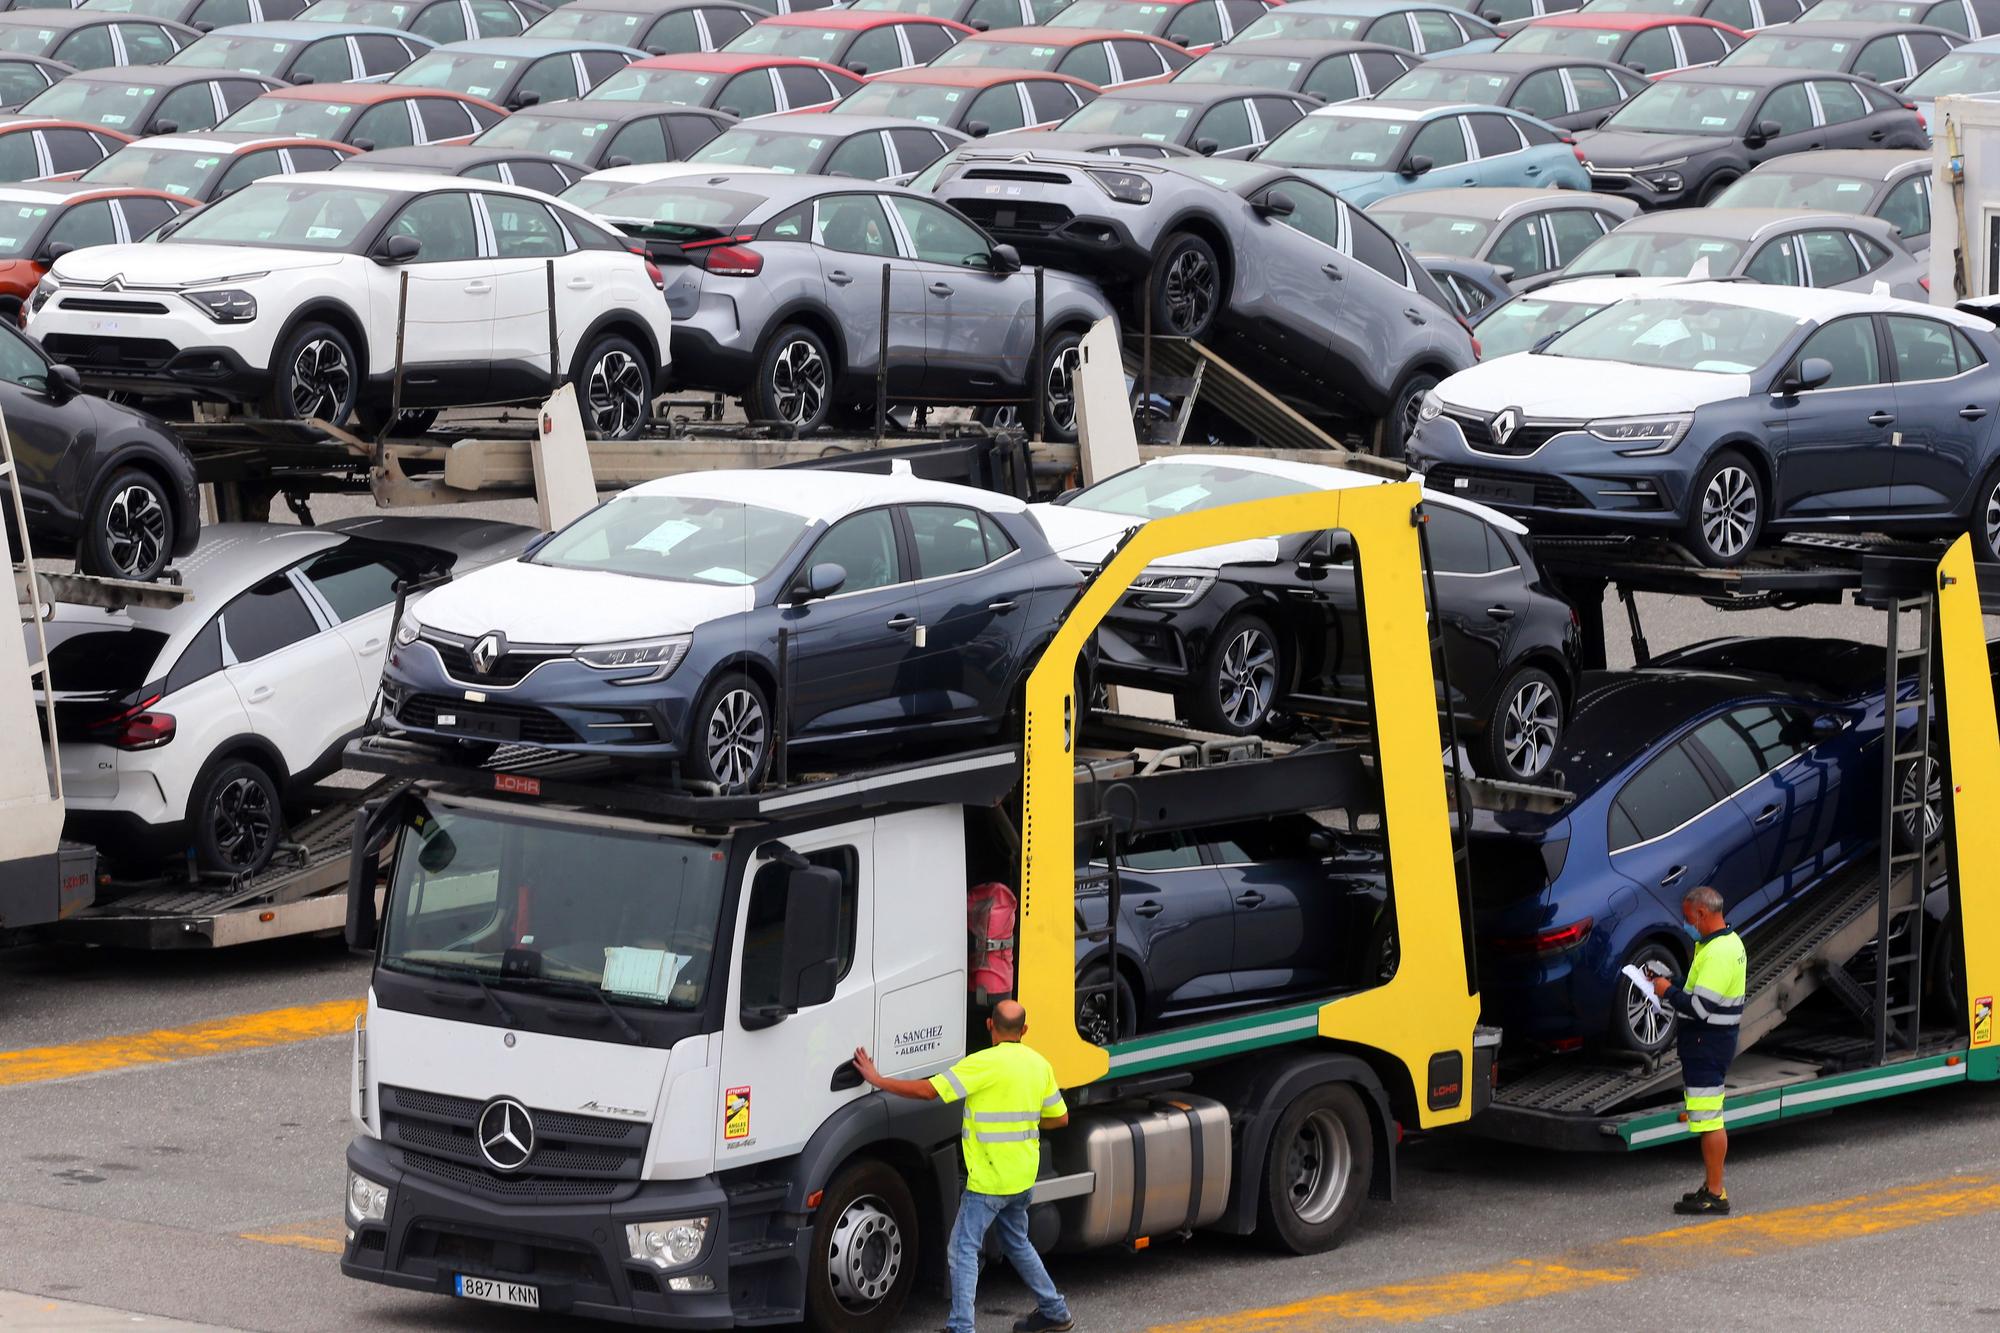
[1680,1183,1709,1202]
[1673,1187,1730,1216]
[1013,1313,1075,1332]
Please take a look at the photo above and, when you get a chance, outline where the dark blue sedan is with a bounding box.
[1474,640,1932,1054]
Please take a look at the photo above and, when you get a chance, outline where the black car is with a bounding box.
[1717,19,1961,91]
[16,65,281,137]
[378,470,1086,790]
[1033,456,1583,780]
[1075,814,1392,1042]
[334,141,584,194]
[1374,50,1649,130]
[1050,82,1314,158]
[521,0,761,54]
[471,99,735,169]
[0,55,68,112]
[1172,38,1419,102]
[2,319,196,580]
[1575,66,1928,208]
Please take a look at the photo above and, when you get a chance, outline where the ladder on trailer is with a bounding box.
[1876,593,1935,1062]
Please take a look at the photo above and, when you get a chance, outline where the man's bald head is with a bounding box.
[991,1000,1027,1040]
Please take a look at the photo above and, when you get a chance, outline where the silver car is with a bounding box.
[1558,206,1928,299]
[600,172,1117,437]
[1367,186,1639,304]
[1710,148,1933,266]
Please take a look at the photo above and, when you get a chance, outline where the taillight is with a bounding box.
[88,693,175,750]
[644,258,665,291]
[1921,275,1931,292]
[1492,916,1594,956]
[683,232,763,277]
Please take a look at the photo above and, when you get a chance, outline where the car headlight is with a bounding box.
[1086,168,1151,204]
[347,1171,389,1225]
[1418,390,1443,423]
[1635,158,1686,192]
[1588,413,1691,455]
[393,612,422,647]
[29,273,57,314]
[1127,569,1213,608]
[185,288,257,323]
[575,634,690,683]
[625,1217,710,1271]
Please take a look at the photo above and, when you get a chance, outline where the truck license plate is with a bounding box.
[455,1275,540,1309]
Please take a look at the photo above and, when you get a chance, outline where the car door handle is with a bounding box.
[1322,261,1343,280]
[1234,890,1265,908]
[246,685,274,703]
[1961,405,1988,420]
[1132,899,1163,919]
[986,599,1017,613]
[1404,307,1426,325]
[565,277,593,289]
[356,637,384,656]
[929,281,953,296]
[1754,803,1781,826]
[829,268,853,286]
[1524,163,1541,175]
[463,281,492,294]
[1485,605,1516,621]
[887,614,917,631]
[1660,865,1687,887]
[1868,411,1896,426]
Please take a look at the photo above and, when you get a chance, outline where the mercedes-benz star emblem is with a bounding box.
[477,1097,535,1171]
[1490,407,1522,447]
[470,632,505,676]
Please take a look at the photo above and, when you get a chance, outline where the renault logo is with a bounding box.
[1490,407,1522,447]
[476,1097,535,1171]
[470,632,506,675]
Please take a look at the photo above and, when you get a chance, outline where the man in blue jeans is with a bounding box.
[853,1000,1075,1333]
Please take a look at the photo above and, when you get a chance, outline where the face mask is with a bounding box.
[1682,920,1702,941]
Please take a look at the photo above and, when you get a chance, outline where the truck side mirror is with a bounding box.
[343,791,418,953]
[779,864,844,1010]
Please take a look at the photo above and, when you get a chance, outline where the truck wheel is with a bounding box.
[806,1158,918,1333]
[1613,941,1679,1055]
[1256,1082,1372,1254]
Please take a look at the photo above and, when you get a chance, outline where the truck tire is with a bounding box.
[806,1158,918,1333]
[1256,1082,1372,1254]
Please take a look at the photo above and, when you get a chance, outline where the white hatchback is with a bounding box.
[26,169,673,437]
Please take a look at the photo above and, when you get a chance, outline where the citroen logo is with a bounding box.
[470,631,505,676]
[103,274,124,293]
[1490,407,1522,447]
[476,1097,535,1172]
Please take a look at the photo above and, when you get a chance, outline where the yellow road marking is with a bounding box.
[1151,1174,2000,1332]
[0,998,364,1089]
[241,1219,346,1255]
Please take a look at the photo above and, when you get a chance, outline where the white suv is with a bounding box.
[26,170,672,437]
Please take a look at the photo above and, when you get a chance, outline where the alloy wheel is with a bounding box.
[705,688,766,790]
[586,348,647,437]
[1161,248,1216,335]
[1217,626,1277,730]
[1284,1109,1352,1226]
[1077,986,1116,1046]
[1985,479,2000,557]
[825,1194,903,1313]
[103,482,167,579]
[288,338,352,420]
[1900,752,1944,845]
[210,776,275,871]
[1699,465,1758,560]
[1625,969,1675,1048]
[1046,343,1082,436]
[770,338,827,428]
[1501,679,1560,779]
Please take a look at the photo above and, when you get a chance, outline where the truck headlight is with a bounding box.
[1126,569,1213,608]
[393,612,423,647]
[185,288,258,323]
[1588,413,1691,455]
[1086,168,1151,204]
[625,1217,710,1270]
[575,634,691,684]
[347,1171,389,1224]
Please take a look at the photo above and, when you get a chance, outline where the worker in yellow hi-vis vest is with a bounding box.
[1651,885,1747,1216]
[853,1000,1074,1333]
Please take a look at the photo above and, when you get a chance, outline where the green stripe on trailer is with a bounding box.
[1617,1051,1970,1149]
[1970,1046,1999,1082]
[1104,1001,1323,1077]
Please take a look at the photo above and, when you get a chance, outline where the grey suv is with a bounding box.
[601,172,1117,437]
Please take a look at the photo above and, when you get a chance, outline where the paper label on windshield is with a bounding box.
[1148,483,1213,512]
[631,517,699,553]
[1699,116,1728,126]
[467,83,493,96]
[1634,319,1689,347]
[305,224,342,239]
[694,565,753,584]
[602,946,691,1000]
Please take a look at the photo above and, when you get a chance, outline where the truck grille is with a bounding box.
[419,631,570,688]
[379,1084,650,1200]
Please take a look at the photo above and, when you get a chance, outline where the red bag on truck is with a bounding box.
[968,882,1017,998]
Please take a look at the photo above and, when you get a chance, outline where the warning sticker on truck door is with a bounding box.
[1975,997,1993,1047]
[724,1086,751,1140]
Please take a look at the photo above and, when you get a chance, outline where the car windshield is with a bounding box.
[533,493,807,584]
[393,49,524,98]
[1469,293,1609,358]
[1378,65,1513,101]
[1566,228,1744,277]
[1905,48,2000,97]
[170,35,296,77]
[1499,24,1630,55]
[1604,78,1760,134]
[1059,95,1197,140]
[1712,169,1880,211]
[558,175,636,208]
[1049,0,1169,31]
[1369,208,1493,256]
[81,144,224,195]
[379,800,728,1010]
[300,0,416,23]
[1071,462,1317,517]
[932,36,1064,68]
[0,25,72,55]
[218,94,359,136]
[837,80,969,123]
[1235,10,1370,40]
[163,178,393,249]
[586,64,718,102]
[1176,50,1308,83]
[41,626,170,693]
[477,111,618,160]
[689,126,825,172]
[1542,295,1797,373]
[726,23,852,58]
[0,201,53,256]
[593,183,760,236]
[1260,112,1412,170]
[1724,33,1858,69]
[526,7,647,42]
[21,77,162,129]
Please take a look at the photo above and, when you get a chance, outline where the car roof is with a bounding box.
[341,143,561,166]
[199,19,429,37]
[57,64,266,86]
[1502,273,1698,303]
[729,111,967,136]
[756,7,970,26]
[623,50,850,71]
[1661,63,1833,84]
[959,128,1198,153]
[424,35,648,53]
[1415,50,1629,72]
[553,0,745,13]
[570,160,774,186]
[267,166,588,204]
[1367,186,1635,219]
[0,180,185,204]
[1744,17,1958,35]
[499,98,714,122]
[1272,0,1465,13]
[1366,97,1538,117]
[128,524,350,616]
[597,168,921,213]
[0,10,170,28]
[111,130,356,153]
[1308,99,1439,120]
[1747,147,1928,178]
[1533,10,1737,27]
[1186,36,1407,56]
[958,23,1146,43]
[1649,278,1991,327]
[866,65,1092,88]
[1556,668,1826,793]
[1957,31,2000,48]
[1616,205,1885,238]
[1119,453,1526,531]
[263,81,482,101]
[628,467,1030,518]
[1087,82,1272,106]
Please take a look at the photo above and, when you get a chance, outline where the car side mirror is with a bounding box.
[1169,29,1190,44]
[794,560,846,602]
[1746,117,1780,145]
[966,118,990,138]
[606,154,632,168]
[1401,153,1433,178]
[743,863,845,1025]
[377,233,422,263]
[146,117,178,136]
[846,61,869,75]
[350,136,374,151]
[644,43,667,54]
[1254,187,1295,218]
[292,74,315,85]
[45,362,80,401]
[1194,135,1219,155]
[971,16,990,28]
[1627,61,1645,74]
[194,18,213,29]
[718,103,742,117]
[1781,355,1833,393]
[1811,712,1843,741]
[512,90,540,108]
[1481,6,1500,16]
[990,242,1021,272]
[37,239,71,265]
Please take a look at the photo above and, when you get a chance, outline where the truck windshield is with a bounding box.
[378,801,728,1009]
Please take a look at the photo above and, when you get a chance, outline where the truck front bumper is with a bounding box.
[341,1136,746,1328]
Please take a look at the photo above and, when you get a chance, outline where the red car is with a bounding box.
[832,65,1100,132]
[1498,11,1747,75]
[1047,0,1282,55]
[0,118,131,183]
[928,25,1193,84]
[721,10,975,76]
[581,50,864,113]
[211,83,508,147]
[77,132,364,202]
[0,182,195,322]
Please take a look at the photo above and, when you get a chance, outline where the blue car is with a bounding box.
[1474,640,1933,1055]
[1232,0,1504,56]
[1257,100,1591,205]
